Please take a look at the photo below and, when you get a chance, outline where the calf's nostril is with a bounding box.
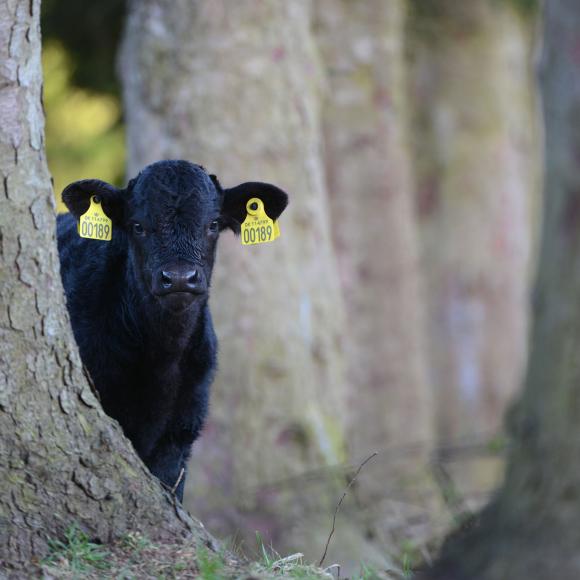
[161,271,173,288]
[187,270,199,284]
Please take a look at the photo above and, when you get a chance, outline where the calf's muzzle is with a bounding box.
[152,262,207,296]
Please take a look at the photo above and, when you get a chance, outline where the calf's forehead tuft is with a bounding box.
[132,161,218,206]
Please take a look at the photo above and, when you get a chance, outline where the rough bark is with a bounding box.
[0,0,209,572]
[314,0,441,547]
[423,2,580,579]
[408,1,537,488]
[120,0,364,565]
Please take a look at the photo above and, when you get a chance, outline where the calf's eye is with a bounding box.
[208,220,219,234]
[133,223,145,236]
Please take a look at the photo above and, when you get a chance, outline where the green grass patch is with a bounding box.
[43,524,111,575]
[196,545,228,580]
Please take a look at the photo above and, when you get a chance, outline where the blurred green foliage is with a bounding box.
[41,1,126,212]
[43,41,125,211]
[42,0,126,95]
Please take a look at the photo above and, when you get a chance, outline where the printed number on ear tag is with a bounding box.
[241,198,280,246]
[78,195,112,241]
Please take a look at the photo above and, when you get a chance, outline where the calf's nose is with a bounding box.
[154,265,205,295]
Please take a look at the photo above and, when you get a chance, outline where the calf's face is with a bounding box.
[62,160,288,311]
[125,163,221,310]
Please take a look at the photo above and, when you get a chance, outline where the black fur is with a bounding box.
[57,160,288,500]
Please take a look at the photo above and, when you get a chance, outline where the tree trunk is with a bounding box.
[120,0,367,565]
[408,0,537,494]
[316,0,433,461]
[0,0,208,571]
[314,0,441,546]
[423,2,580,579]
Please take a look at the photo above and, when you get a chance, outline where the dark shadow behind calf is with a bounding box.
[57,160,288,500]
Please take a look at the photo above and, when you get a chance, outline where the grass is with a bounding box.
[42,525,217,579]
[251,532,334,578]
[43,524,111,575]
[40,524,419,579]
[250,533,401,579]
[40,525,340,579]
[196,546,229,579]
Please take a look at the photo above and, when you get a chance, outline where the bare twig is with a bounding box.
[171,467,185,495]
[318,452,378,567]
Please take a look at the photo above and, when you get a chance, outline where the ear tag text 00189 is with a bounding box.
[241,197,280,246]
[78,195,112,241]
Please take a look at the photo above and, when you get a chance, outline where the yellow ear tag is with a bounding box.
[78,195,112,241]
[241,197,280,245]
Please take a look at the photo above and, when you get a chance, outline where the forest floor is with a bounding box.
[37,527,363,579]
[37,445,504,579]
[34,521,441,579]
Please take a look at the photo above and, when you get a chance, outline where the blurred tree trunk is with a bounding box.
[408,1,538,491]
[120,0,374,565]
[314,0,441,546]
[0,0,207,571]
[316,0,433,460]
[423,2,580,579]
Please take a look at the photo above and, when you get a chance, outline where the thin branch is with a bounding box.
[171,467,185,495]
[318,452,378,567]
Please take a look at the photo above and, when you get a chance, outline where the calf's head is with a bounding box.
[62,160,288,310]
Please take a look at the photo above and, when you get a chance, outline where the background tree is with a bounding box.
[316,0,433,464]
[119,0,383,567]
[314,0,443,549]
[0,0,209,572]
[408,0,538,494]
[423,1,580,578]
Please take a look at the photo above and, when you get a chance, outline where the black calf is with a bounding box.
[57,160,288,500]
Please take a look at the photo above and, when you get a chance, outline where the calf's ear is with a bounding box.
[61,179,125,223]
[220,181,289,232]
